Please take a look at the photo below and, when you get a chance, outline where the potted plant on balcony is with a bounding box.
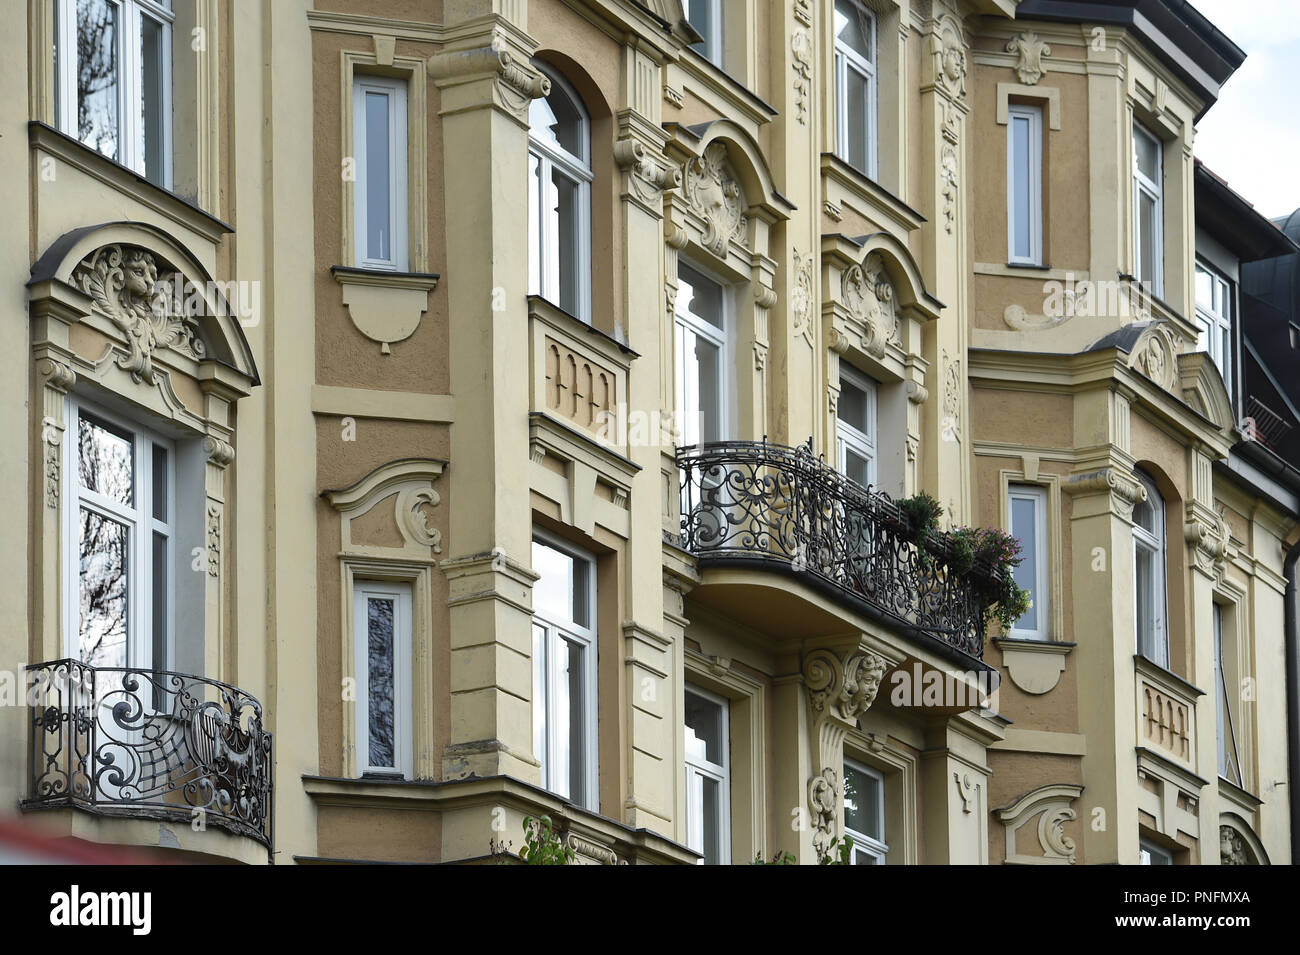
[949,526,1031,636]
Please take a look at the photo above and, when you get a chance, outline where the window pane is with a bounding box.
[845,65,870,172]
[838,377,870,433]
[79,414,133,505]
[532,622,547,779]
[684,0,718,62]
[79,509,129,668]
[529,85,584,159]
[685,691,724,765]
[564,637,585,801]
[533,541,576,623]
[1135,128,1159,181]
[140,14,165,183]
[678,265,724,329]
[1195,266,1214,311]
[1011,115,1031,259]
[700,776,721,864]
[552,168,580,315]
[552,635,572,799]
[152,530,167,671]
[1011,496,1038,631]
[364,91,391,262]
[528,154,541,296]
[151,444,168,521]
[1137,191,1157,288]
[844,764,881,840]
[367,596,396,768]
[834,0,872,59]
[1135,544,1154,656]
[76,0,118,161]
[695,335,722,443]
[843,445,871,488]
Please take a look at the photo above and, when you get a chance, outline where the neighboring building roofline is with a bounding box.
[1196,160,1300,262]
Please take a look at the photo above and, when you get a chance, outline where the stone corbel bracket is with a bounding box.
[1063,466,1147,521]
[993,636,1074,694]
[331,266,440,355]
[428,39,550,122]
[995,783,1084,864]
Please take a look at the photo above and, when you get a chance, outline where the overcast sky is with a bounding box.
[1189,0,1300,221]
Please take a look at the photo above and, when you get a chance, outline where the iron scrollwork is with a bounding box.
[675,440,990,657]
[25,659,273,848]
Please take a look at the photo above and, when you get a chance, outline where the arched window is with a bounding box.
[1133,470,1168,667]
[528,66,591,323]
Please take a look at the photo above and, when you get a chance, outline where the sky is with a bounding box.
[1189,0,1300,221]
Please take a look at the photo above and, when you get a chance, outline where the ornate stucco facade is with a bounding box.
[2,0,1294,865]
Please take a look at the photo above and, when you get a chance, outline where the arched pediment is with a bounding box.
[670,119,790,226]
[853,232,943,322]
[1178,349,1236,434]
[29,221,260,387]
[1219,813,1269,865]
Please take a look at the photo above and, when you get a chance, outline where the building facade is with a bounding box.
[2,0,1294,864]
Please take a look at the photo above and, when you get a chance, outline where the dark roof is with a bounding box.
[1014,0,1245,118]
[1085,320,1159,354]
[1195,161,1300,262]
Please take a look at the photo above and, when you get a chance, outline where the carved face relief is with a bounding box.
[682,142,748,258]
[72,244,206,385]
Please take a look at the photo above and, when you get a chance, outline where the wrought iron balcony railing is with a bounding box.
[24,660,273,848]
[676,440,992,658]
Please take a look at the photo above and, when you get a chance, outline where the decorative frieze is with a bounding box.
[790,249,815,346]
[791,28,813,124]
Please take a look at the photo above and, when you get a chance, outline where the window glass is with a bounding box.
[364,91,392,262]
[76,0,119,160]
[529,87,584,160]
[844,66,870,172]
[79,415,134,505]
[1134,128,1160,182]
[834,0,872,59]
[843,763,881,840]
[1010,495,1038,632]
[685,691,724,765]
[79,510,130,668]
[1010,115,1031,259]
[367,595,396,768]
[678,265,724,329]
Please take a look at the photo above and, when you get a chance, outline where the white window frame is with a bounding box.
[1006,103,1043,266]
[684,0,724,67]
[1133,122,1164,297]
[1139,838,1173,865]
[55,0,174,188]
[843,758,888,864]
[836,365,878,490]
[833,0,878,179]
[528,67,592,323]
[1008,484,1050,640]
[531,532,600,810]
[352,579,413,778]
[63,397,175,674]
[674,262,731,447]
[1133,470,1168,668]
[1214,602,1242,785]
[1195,260,1234,398]
[352,74,409,272]
[684,685,731,865]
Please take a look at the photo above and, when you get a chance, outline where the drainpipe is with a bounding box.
[1286,539,1300,863]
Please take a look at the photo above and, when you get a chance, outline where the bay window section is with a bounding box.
[836,366,877,489]
[1195,262,1234,399]
[843,759,888,864]
[684,687,730,865]
[528,68,592,323]
[352,75,409,271]
[1132,470,1168,668]
[833,0,877,178]
[531,535,598,810]
[1007,104,1043,266]
[353,580,413,777]
[674,263,729,447]
[1133,123,1164,296]
[56,0,174,187]
[1008,485,1049,639]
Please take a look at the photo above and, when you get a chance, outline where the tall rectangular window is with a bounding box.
[836,366,877,489]
[532,535,598,809]
[675,263,729,447]
[1214,603,1243,786]
[683,0,724,67]
[1009,485,1049,639]
[1007,104,1043,266]
[56,0,174,187]
[67,399,174,674]
[833,0,877,178]
[353,76,409,271]
[843,759,888,864]
[1195,261,1234,400]
[1133,471,1168,668]
[684,686,730,864]
[1133,122,1164,296]
[353,580,413,777]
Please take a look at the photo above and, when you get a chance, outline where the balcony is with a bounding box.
[23,660,273,849]
[675,440,993,659]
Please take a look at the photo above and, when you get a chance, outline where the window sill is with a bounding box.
[29,121,231,244]
[1006,261,1051,271]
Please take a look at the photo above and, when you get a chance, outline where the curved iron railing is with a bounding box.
[675,440,992,658]
[24,660,273,848]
